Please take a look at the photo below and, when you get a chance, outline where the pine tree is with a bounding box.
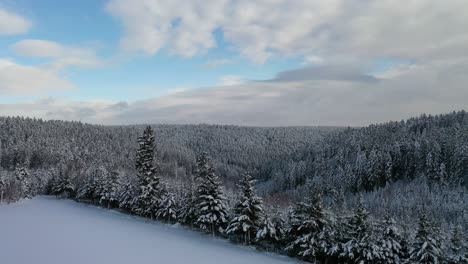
[100,170,121,208]
[133,126,164,218]
[195,152,229,236]
[409,212,443,264]
[51,174,75,199]
[226,173,264,244]
[156,192,177,223]
[118,180,138,211]
[340,197,382,263]
[0,173,6,203]
[178,189,197,228]
[380,216,404,264]
[286,193,334,262]
[15,166,30,198]
[447,225,467,264]
[256,206,285,247]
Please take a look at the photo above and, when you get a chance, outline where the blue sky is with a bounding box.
[0,0,466,126]
[0,0,307,103]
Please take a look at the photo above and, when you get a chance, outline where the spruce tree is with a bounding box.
[447,225,467,264]
[100,170,121,208]
[286,193,334,262]
[133,126,164,218]
[178,189,197,228]
[380,216,404,264]
[15,166,30,198]
[409,212,443,263]
[256,206,285,247]
[195,152,229,236]
[340,197,382,263]
[156,192,177,223]
[226,173,264,244]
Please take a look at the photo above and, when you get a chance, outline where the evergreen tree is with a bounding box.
[340,197,382,263]
[156,192,177,223]
[118,180,138,211]
[226,173,264,244]
[51,174,75,198]
[100,170,121,208]
[15,166,30,198]
[256,206,285,247]
[286,193,334,262]
[195,152,229,236]
[178,189,197,228]
[380,216,404,264]
[133,126,164,218]
[409,212,443,264]
[447,225,467,264]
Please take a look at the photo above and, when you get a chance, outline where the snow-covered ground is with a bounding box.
[0,196,299,264]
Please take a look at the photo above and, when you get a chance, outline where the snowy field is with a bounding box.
[0,196,299,264]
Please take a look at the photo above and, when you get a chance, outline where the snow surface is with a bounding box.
[0,196,299,264]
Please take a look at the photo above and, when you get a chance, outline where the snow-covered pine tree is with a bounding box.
[0,173,6,203]
[286,193,334,263]
[178,189,197,228]
[76,166,107,203]
[256,206,285,248]
[447,225,467,264]
[133,126,164,218]
[340,196,382,263]
[15,166,30,198]
[118,180,138,211]
[195,152,229,236]
[51,173,75,199]
[379,216,405,264]
[100,170,121,208]
[156,191,177,223]
[409,212,443,264]
[226,173,264,244]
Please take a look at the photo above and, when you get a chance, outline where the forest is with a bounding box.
[0,111,467,263]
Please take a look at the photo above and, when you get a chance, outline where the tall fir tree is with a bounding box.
[409,212,443,264]
[226,173,264,244]
[195,152,229,236]
[133,126,164,218]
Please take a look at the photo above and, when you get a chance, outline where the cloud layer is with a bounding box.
[2,57,467,126]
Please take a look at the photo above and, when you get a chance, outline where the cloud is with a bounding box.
[218,75,244,86]
[271,64,378,83]
[203,58,234,68]
[1,57,467,126]
[0,58,73,95]
[0,8,31,35]
[106,0,468,63]
[11,39,103,69]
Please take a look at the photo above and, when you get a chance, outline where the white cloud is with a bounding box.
[106,0,468,63]
[0,8,31,35]
[203,58,234,68]
[11,39,103,69]
[303,55,324,65]
[218,75,244,86]
[0,58,72,95]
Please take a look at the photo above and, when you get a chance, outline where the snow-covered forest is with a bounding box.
[0,111,467,263]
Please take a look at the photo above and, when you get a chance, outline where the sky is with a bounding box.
[0,0,467,126]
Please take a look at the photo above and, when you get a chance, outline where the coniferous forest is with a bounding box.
[0,111,467,263]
